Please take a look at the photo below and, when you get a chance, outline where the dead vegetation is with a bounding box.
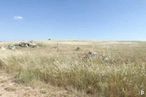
[0,41,145,97]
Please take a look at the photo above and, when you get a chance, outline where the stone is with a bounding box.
[0,46,6,50]
[18,42,29,47]
[7,45,16,50]
[7,41,38,50]
[82,51,97,60]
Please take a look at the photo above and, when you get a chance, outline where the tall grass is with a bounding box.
[0,41,146,97]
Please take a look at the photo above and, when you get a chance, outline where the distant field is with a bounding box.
[0,41,146,97]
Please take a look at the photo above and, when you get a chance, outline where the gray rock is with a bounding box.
[82,51,97,60]
[18,42,29,47]
[7,41,38,50]
[88,51,97,59]
[28,41,38,48]
[7,45,16,50]
[17,41,38,48]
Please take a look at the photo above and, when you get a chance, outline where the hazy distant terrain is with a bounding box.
[0,41,145,97]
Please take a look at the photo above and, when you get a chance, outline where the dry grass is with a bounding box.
[0,41,146,97]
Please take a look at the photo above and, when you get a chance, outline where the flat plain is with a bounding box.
[0,41,145,97]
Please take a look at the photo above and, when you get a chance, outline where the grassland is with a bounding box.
[0,41,146,97]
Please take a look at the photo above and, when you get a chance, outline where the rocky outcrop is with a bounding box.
[7,41,38,50]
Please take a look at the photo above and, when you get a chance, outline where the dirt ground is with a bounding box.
[0,71,81,97]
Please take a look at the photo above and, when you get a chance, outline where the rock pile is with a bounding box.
[8,45,16,50]
[82,51,97,60]
[7,41,38,50]
[17,41,37,48]
[82,51,111,62]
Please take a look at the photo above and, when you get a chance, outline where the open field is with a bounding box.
[0,41,146,97]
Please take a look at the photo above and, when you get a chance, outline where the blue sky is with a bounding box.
[0,0,146,41]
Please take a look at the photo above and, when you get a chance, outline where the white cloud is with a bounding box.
[14,16,23,20]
